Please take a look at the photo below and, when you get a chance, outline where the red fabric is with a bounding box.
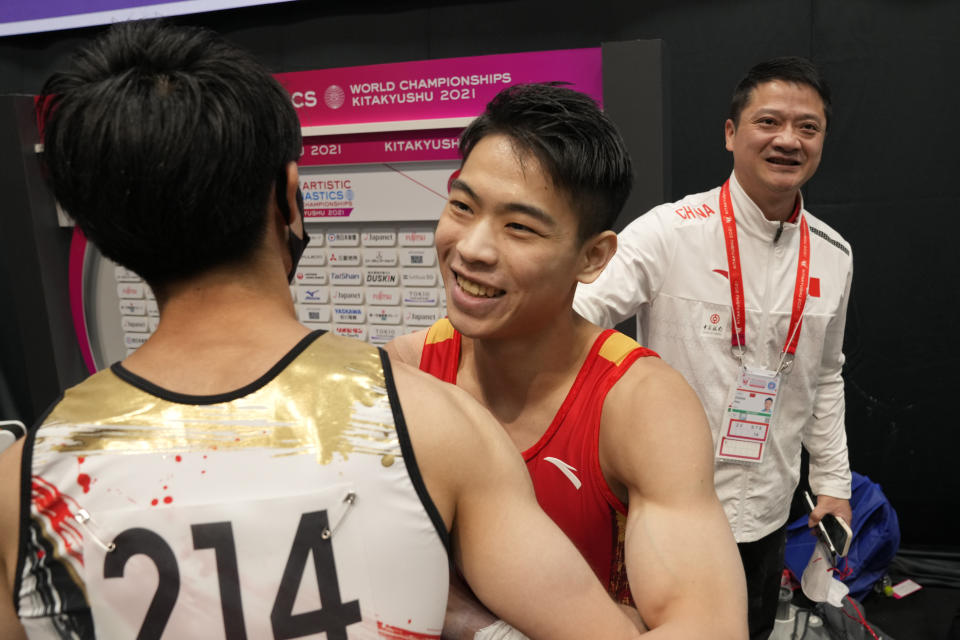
[719,179,811,355]
[418,319,461,383]
[787,194,802,224]
[419,320,658,604]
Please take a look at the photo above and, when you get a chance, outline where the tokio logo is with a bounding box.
[324,85,346,109]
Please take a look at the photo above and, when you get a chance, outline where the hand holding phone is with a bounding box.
[804,491,852,557]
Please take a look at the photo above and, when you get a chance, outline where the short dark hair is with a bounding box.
[728,56,832,130]
[459,83,632,241]
[38,21,302,289]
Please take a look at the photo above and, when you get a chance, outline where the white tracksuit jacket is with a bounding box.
[574,172,853,542]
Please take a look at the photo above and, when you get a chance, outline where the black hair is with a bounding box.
[459,83,632,241]
[728,56,832,130]
[38,20,302,289]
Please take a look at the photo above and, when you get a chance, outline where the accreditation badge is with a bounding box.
[716,365,781,465]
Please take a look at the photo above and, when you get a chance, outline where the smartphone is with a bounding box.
[803,491,852,557]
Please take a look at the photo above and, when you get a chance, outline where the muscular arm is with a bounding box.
[601,359,747,639]
[392,362,641,640]
[387,333,502,639]
[0,440,27,640]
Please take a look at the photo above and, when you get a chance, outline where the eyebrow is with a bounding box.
[752,108,824,124]
[449,178,558,228]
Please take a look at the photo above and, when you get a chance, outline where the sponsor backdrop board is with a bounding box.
[73,46,604,366]
[277,48,602,129]
[84,161,456,369]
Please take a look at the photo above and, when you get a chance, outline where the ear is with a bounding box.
[724,118,736,152]
[284,161,300,224]
[576,230,617,284]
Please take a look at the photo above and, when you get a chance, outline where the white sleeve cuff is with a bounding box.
[474,620,531,640]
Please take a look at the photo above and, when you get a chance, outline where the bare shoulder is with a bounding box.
[606,355,705,426]
[387,359,527,529]
[601,355,715,498]
[388,356,479,421]
[384,328,428,366]
[389,359,511,457]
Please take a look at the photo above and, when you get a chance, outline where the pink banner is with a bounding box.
[68,228,97,374]
[300,128,461,166]
[276,47,602,127]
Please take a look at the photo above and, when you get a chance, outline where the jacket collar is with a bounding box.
[728,171,804,241]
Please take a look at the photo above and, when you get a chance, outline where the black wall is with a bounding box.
[0,0,957,547]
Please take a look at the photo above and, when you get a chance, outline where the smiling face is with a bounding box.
[436,134,593,340]
[725,79,826,211]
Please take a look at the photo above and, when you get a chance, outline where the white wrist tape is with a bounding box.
[473,619,530,640]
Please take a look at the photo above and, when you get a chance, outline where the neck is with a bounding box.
[122,256,309,394]
[158,276,299,341]
[732,172,800,222]
[749,189,799,223]
[461,310,598,418]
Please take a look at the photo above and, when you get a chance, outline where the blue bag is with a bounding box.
[784,472,900,600]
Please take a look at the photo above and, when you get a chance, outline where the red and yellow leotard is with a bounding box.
[419,318,658,604]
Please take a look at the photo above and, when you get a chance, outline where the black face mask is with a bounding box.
[277,174,310,283]
[286,188,310,283]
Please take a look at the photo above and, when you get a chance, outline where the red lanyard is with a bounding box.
[718,180,810,357]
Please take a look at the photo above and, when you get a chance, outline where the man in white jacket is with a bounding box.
[575,56,853,640]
